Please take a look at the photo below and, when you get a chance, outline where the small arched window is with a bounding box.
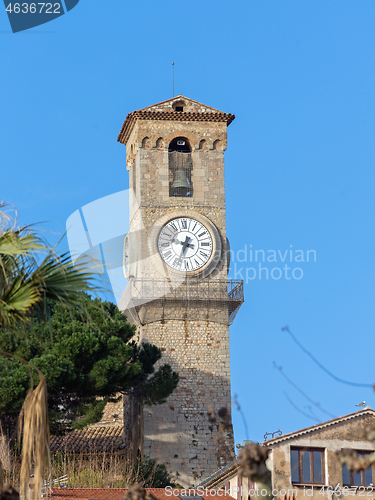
[141,137,151,149]
[168,137,193,197]
[199,139,208,151]
[213,139,222,151]
[172,100,185,112]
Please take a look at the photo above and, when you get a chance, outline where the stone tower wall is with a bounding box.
[127,136,230,284]
[140,318,234,487]
[117,97,240,487]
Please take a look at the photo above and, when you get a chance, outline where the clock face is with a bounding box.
[158,217,213,272]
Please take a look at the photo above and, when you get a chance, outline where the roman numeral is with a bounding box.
[200,251,208,257]
[184,260,190,270]
[181,220,187,229]
[173,258,182,268]
[161,242,169,247]
[198,231,206,238]
[163,250,172,260]
[169,222,178,231]
[201,242,210,246]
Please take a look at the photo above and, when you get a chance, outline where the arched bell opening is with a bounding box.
[168,137,193,197]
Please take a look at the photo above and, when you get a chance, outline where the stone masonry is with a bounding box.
[117,95,243,487]
[141,319,233,486]
[266,409,375,500]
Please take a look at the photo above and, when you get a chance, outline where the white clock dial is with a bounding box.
[158,217,213,272]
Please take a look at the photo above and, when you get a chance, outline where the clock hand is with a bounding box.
[179,239,187,257]
[180,236,191,257]
[172,238,184,245]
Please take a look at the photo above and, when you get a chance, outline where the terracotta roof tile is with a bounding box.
[50,488,235,500]
[137,94,225,113]
[50,425,123,453]
[117,111,235,146]
[263,408,375,445]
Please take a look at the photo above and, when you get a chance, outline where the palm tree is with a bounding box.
[0,204,94,328]
[0,203,96,499]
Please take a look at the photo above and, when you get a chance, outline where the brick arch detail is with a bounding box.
[141,136,151,149]
[164,131,197,151]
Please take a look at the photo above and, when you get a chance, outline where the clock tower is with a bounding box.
[117,95,244,486]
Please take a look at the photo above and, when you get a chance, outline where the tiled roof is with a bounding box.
[263,408,375,446]
[50,425,124,453]
[140,95,225,113]
[50,488,235,500]
[196,462,238,489]
[117,111,235,146]
[117,94,235,146]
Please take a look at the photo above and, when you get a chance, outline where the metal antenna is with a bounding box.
[172,62,175,97]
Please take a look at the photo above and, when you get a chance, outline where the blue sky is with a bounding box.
[2,0,375,448]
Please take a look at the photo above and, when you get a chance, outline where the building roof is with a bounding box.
[117,95,235,145]
[263,408,375,446]
[139,95,225,114]
[195,408,375,489]
[196,462,239,489]
[50,424,124,453]
[50,488,235,500]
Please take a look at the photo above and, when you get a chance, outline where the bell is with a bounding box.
[171,169,190,196]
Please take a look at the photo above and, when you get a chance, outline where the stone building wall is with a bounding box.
[268,413,375,500]
[140,318,234,487]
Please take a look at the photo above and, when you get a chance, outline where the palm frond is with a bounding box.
[26,251,96,318]
[0,230,44,257]
[0,229,96,328]
[0,279,40,326]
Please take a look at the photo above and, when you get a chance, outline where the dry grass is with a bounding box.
[2,457,20,492]
[4,452,166,490]
[51,452,131,488]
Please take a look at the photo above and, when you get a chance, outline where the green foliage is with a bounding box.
[0,293,179,432]
[0,356,30,412]
[138,457,176,488]
[71,398,108,430]
[141,365,180,406]
[0,203,95,329]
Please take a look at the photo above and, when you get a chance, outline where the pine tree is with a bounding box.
[0,293,179,433]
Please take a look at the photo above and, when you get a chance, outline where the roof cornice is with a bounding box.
[263,409,375,446]
[117,111,235,146]
[197,462,239,489]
